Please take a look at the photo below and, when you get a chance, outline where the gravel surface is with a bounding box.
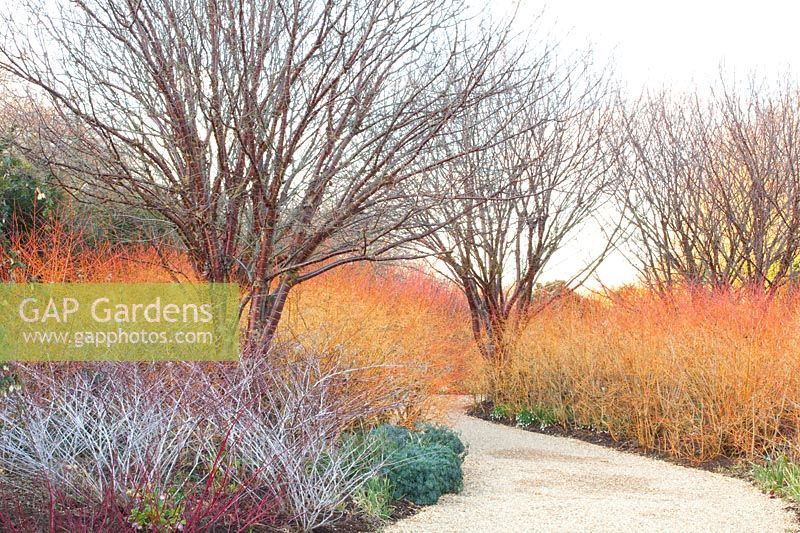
[386,406,797,533]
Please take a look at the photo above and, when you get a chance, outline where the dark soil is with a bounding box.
[312,500,419,533]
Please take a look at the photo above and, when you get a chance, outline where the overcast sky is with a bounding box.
[512,0,799,91]
[496,0,800,288]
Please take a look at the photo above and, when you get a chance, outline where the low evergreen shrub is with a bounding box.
[354,423,467,508]
[384,442,463,505]
[418,423,466,458]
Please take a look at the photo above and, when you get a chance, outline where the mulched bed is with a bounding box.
[312,500,419,532]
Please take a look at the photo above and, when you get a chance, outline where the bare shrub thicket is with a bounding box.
[0,342,409,530]
[619,81,800,291]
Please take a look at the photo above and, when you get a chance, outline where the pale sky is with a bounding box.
[496,0,800,288]
[511,0,800,91]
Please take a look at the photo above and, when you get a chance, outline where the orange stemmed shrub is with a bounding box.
[280,264,477,423]
[0,221,475,424]
[20,219,800,463]
[282,265,474,389]
[482,287,800,463]
[0,219,196,283]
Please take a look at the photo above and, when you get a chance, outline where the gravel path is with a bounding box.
[387,406,797,533]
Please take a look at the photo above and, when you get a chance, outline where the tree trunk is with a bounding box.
[245,277,293,349]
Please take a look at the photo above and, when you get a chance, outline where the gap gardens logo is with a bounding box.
[0,284,240,361]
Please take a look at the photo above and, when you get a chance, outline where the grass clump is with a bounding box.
[353,477,394,521]
[515,406,558,429]
[490,404,511,421]
[753,456,800,501]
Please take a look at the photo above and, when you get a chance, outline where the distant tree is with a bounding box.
[415,51,620,362]
[618,80,800,292]
[0,0,515,344]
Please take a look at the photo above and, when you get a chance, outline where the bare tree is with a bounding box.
[618,79,800,292]
[416,52,619,362]
[0,0,513,343]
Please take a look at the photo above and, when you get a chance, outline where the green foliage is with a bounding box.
[352,476,394,521]
[0,364,19,397]
[490,403,511,421]
[418,423,466,458]
[127,486,186,531]
[369,424,412,451]
[384,443,463,506]
[754,455,800,501]
[353,423,467,508]
[515,405,558,429]
[367,423,466,462]
[515,407,536,429]
[0,147,58,238]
